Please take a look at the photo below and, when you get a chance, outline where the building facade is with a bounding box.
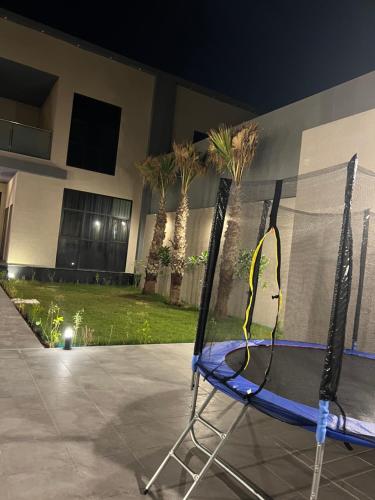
[0,11,254,281]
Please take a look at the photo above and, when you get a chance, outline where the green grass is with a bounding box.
[4,280,275,347]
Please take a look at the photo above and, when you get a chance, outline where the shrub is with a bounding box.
[35,302,64,347]
[234,249,270,287]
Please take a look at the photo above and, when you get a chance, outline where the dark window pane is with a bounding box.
[106,243,127,272]
[109,218,129,242]
[79,241,107,270]
[67,93,121,175]
[84,192,112,215]
[193,130,208,143]
[112,198,132,219]
[56,238,79,268]
[63,189,85,210]
[61,211,83,237]
[82,214,108,241]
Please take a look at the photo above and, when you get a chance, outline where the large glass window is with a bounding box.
[56,189,132,272]
[67,94,121,175]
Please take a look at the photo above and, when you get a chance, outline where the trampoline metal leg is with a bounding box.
[143,383,217,495]
[310,442,325,500]
[182,403,248,500]
[189,425,268,500]
[145,373,270,500]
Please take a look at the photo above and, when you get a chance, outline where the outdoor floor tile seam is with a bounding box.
[339,469,375,495]
[274,438,368,467]
[271,440,345,493]
[36,352,148,474]
[20,355,85,475]
[338,479,374,500]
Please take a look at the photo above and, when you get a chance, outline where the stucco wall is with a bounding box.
[6,172,62,266]
[0,97,40,127]
[0,18,155,272]
[0,181,7,248]
[299,107,375,175]
[173,86,254,144]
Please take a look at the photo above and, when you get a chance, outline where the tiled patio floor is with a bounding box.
[0,289,374,499]
[0,343,374,499]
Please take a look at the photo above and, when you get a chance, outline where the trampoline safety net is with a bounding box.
[194,155,375,447]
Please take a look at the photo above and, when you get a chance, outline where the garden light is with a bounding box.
[63,327,74,350]
[7,271,15,279]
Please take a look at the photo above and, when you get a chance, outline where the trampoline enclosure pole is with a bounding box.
[192,178,232,370]
[310,400,329,499]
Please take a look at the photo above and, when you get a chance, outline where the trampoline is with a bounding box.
[199,340,375,448]
[145,155,375,500]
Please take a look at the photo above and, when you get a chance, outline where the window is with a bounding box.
[67,94,121,175]
[193,130,208,143]
[56,189,132,272]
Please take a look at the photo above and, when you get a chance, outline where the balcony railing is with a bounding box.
[0,118,52,160]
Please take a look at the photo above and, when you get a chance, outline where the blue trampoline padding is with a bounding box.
[197,340,375,448]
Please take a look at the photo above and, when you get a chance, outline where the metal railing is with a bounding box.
[0,118,52,160]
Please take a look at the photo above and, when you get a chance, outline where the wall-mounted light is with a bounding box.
[63,327,74,350]
[8,271,15,279]
[94,220,101,228]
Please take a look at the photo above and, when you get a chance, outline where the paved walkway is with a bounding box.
[0,287,41,349]
[0,341,374,499]
[0,291,374,499]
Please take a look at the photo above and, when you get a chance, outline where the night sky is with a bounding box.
[3,1,375,114]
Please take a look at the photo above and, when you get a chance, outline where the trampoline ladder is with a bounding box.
[144,373,271,500]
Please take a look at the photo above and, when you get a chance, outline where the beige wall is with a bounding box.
[6,172,62,266]
[0,96,40,127]
[295,107,375,351]
[299,107,375,175]
[173,86,254,143]
[0,18,155,272]
[0,181,7,249]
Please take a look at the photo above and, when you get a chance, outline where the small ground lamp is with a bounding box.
[63,327,74,350]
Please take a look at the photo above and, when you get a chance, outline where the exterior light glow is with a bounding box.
[71,262,75,266]
[63,327,74,350]
[8,272,15,279]
[94,220,101,228]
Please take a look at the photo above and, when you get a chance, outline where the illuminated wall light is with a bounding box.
[7,271,15,279]
[63,327,74,350]
[94,220,101,228]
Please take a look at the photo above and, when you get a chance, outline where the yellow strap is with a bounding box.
[242,227,282,370]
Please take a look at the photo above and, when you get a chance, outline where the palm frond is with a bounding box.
[207,126,233,173]
[136,153,176,198]
[208,122,259,185]
[173,142,205,194]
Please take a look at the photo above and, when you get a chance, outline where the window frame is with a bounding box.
[56,189,132,272]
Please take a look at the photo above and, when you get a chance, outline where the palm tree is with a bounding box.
[170,142,205,305]
[136,154,176,294]
[208,122,259,317]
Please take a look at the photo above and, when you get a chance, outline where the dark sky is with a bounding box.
[3,1,375,114]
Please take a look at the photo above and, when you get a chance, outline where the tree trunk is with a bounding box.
[170,192,188,305]
[143,197,167,294]
[214,184,241,317]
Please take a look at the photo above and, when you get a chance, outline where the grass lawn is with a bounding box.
[3,280,275,347]
[10,281,199,346]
